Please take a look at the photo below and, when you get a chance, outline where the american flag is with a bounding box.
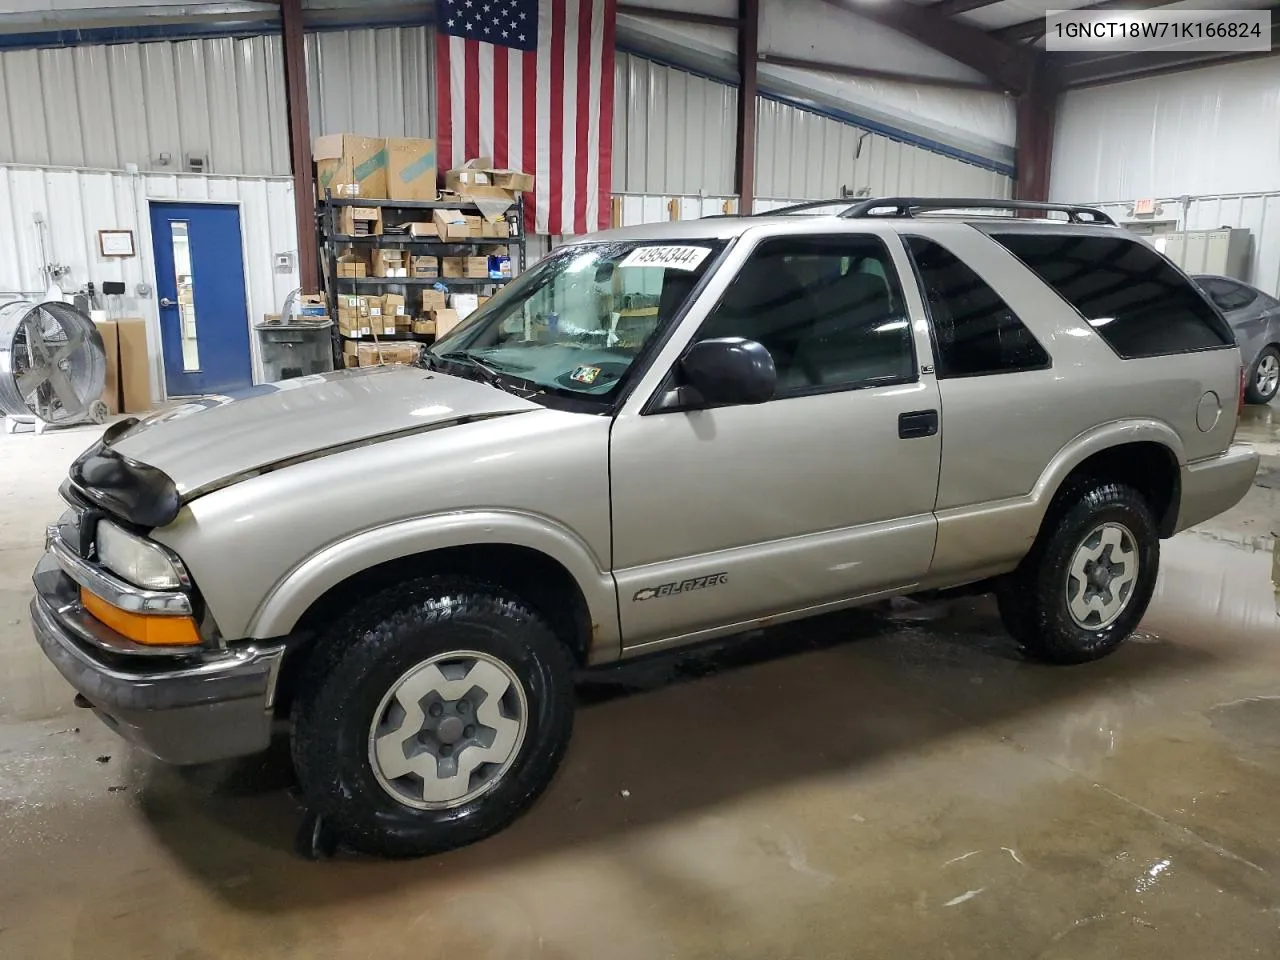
[436,0,617,236]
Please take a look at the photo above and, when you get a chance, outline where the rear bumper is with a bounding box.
[30,557,285,765]
[1174,443,1260,533]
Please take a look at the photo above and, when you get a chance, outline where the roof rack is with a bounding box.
[840,197,1116,226]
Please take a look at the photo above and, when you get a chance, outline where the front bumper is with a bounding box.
[31,554,285,765]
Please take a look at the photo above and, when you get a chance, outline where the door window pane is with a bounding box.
[698,235,915,396]
[904,236,1049,377]
[991,233,1233,359]
[170,222,200,372]
[1201,277,1258,312]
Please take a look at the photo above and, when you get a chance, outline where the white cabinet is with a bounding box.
[1162,228,1252,279]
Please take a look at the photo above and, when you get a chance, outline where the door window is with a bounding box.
[696,235,915,396]
[904,236,1049,377]
[169,222,200,372]
[1198,276,1258,312]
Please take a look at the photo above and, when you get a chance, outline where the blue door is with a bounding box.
[149,201,253,396]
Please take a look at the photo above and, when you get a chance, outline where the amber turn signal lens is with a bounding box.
[80,589,202,647]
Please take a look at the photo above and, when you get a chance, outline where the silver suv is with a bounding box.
[31,197,1259,858]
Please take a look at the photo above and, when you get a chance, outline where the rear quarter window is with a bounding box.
[991,233,1234,359]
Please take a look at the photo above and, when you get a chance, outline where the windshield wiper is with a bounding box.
[433,351,545,399]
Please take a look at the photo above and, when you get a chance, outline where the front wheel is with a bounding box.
[997,481,1160,664]
[291,577,575,858]
[1245,346,1279,405]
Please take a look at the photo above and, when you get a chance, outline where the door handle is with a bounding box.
[159,297,176,307]
[898,409,939,439]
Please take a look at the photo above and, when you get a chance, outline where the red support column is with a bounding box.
[281,0,320,293]
[1014,57,1057,204]
[735,0,759,215]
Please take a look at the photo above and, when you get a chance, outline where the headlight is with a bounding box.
[95,521,184,590]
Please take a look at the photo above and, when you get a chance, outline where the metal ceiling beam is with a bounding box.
[993,0,1182,44]
[1014,55,1057,203]
[757,52,998,91]
[929,0,1007,18]
[616,4,743,29]
[736,0,760,214]
[820,0,1034,93]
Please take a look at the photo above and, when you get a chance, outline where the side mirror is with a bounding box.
[678,337,776,407]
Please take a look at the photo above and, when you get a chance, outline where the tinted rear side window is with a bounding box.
[904,236,1049,377]
[991,233,1232,359]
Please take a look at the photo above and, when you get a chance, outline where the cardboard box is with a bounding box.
[339,294,370,315]
[490,169,534,193]
[465,215,484,238]
[441,256,465,278]
[466,256,490,278]
[386,137,437,201]
[412,318,436,335]
[433,308,461,338]
[481,219,508,239]
[338,311,370,338]
[261,313,282,325]
[451,293,480,320]
[445,161,492,193]
[336,251,368,278]
[314,134,387,199]
[115,317,152,414]
[433,209,470,240]
[93,320,121,415]
[339,206,383,237]
[421,288,448,313]
[372,249,409,278]
[411,255,439,279]
[350,341,423,367]
[408,222,439,239]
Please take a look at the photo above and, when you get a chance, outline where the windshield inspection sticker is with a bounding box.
[570,365,602,385]
[620,245,712,271]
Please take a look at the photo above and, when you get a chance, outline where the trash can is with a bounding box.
[255,320,334,382]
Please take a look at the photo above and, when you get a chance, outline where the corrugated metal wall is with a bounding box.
[0,37,290,176]
[0,165,300,395]
[1090,193,1280,298]
[305,26,435,139]
[1051,58,1280,203]
[755,97,1013,202]
[612,53,738,196]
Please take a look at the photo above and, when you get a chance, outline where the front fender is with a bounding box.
[246,510,620,660]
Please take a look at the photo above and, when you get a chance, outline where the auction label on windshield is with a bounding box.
[621,246,712,271]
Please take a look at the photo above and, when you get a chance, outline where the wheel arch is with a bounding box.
[248,510,620,660]
[1034,421,1184,539]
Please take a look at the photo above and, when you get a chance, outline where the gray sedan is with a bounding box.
[1193,274,1280,404]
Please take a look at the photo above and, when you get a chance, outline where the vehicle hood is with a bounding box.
[104,366,539,499]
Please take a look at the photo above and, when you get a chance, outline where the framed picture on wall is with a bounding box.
[98,230,136,258]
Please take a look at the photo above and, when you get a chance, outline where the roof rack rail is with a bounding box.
[753,199,854,217]
[840,197,1116,226]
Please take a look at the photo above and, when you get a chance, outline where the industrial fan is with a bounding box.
[0,300,109,434]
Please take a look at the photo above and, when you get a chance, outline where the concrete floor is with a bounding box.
[1,406,1277,959]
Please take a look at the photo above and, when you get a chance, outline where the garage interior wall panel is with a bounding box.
[0,37,289,176]
[754,97,1013,203]
[0,165,299,396]
[305,27,435,139]
[611,53,737,197]
[1050,59,1280,202]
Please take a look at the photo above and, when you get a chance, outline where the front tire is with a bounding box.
[291,576,575,858]
[1245,346,1279,405]
[997,481,1160,664]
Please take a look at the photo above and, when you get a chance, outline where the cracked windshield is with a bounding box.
[428,240,725,397]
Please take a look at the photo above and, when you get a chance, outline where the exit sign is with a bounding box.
[1133,198,1156,216]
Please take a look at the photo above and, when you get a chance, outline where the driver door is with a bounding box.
[609,231,943,652]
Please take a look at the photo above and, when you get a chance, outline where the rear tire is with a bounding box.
[997,481,1159,664]
[291,576,575,858]
[1245,346,1279,405]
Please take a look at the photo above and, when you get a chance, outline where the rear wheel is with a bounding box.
[997,481,1159,664]
[291,576,575,858]
[1245,346,1279,405]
